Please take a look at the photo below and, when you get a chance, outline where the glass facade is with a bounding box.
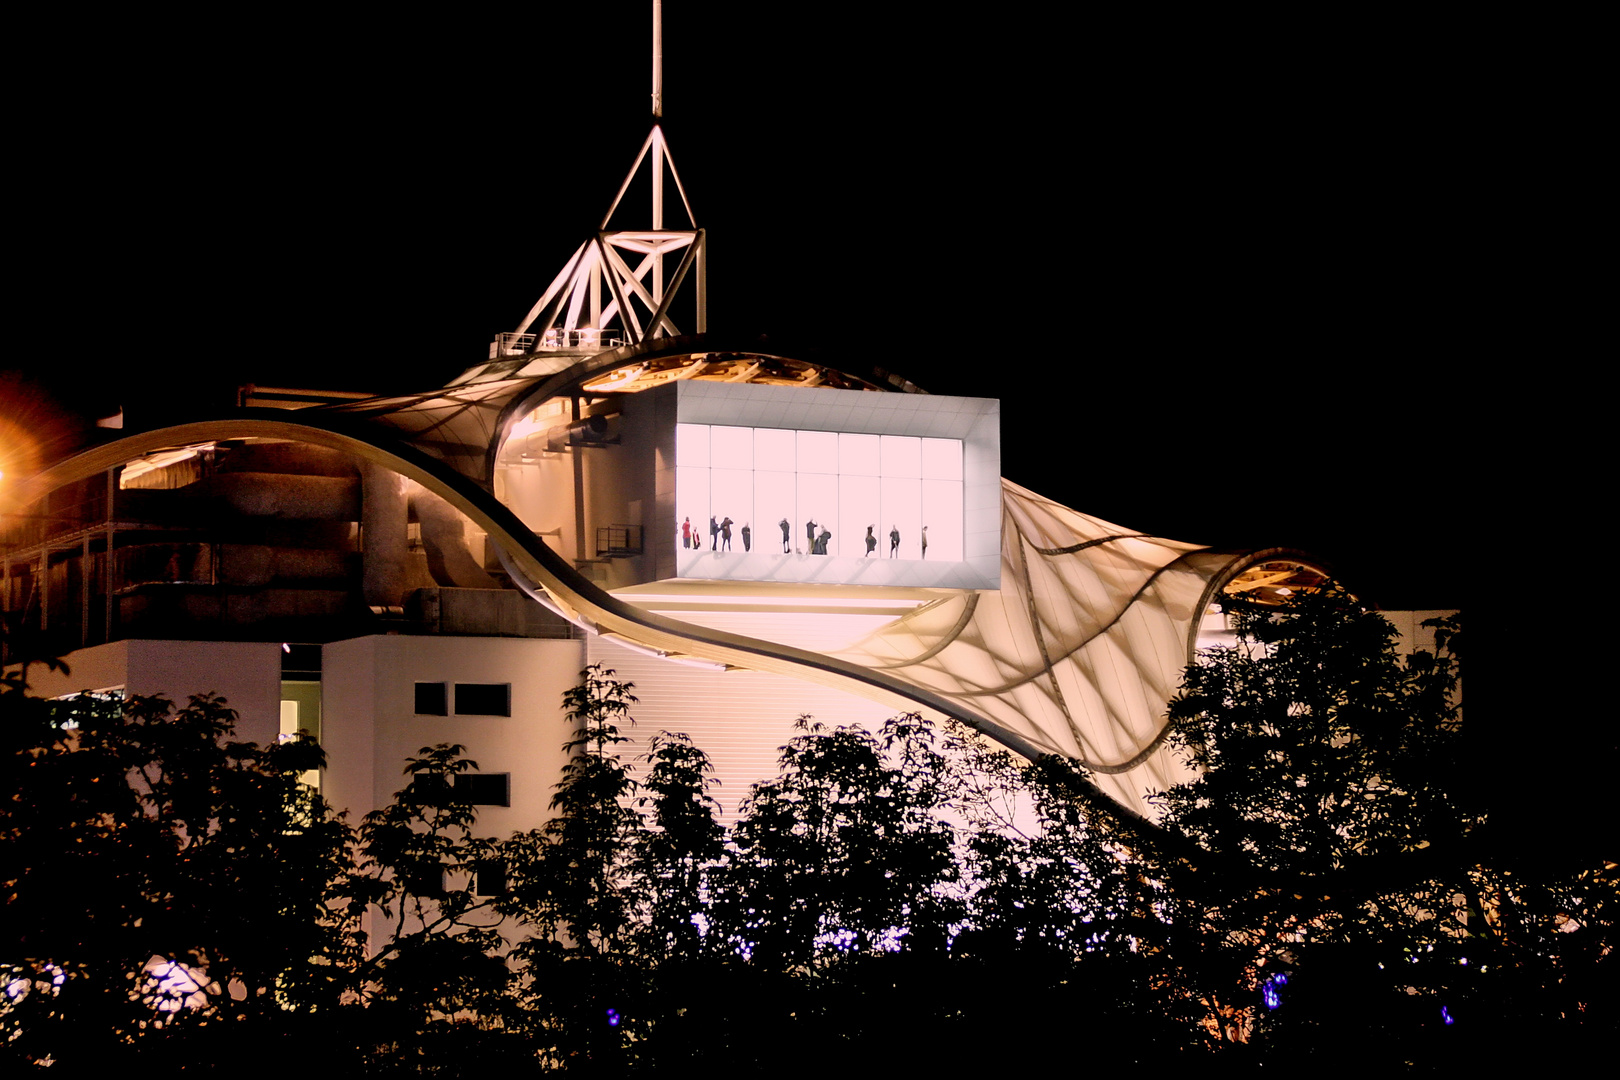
[676,425,963,562]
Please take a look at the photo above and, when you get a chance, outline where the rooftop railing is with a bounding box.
[489,328,625,359]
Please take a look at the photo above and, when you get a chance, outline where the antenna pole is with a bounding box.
[650,1,665,305]
[651,0,663,118]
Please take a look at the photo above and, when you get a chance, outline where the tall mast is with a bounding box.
[651,0,664,119]
[650,0,664,304]
[495,0,704,358]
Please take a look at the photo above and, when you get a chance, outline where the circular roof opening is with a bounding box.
[1220,559,1334,606]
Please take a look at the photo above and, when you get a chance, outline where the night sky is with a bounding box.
[10,4,1477,609]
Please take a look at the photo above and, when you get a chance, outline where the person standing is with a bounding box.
[681,517,692,549]
[720,517,733,552]
[710,516,720,551]
[864,525,877,556]
[889,524,899,557]
[741,523,752,552]
[780,517,791,553]
[816,526,832,555]
[921,525,928,560]
[805,518,817,552]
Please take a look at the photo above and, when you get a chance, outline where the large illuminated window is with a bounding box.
[676,425,963,562]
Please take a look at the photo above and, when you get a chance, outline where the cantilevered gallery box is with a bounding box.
[659,381,1000,590]
[496,379,1001,593]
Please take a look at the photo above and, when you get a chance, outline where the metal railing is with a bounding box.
[489,328,625,359]
[595,525,644,559]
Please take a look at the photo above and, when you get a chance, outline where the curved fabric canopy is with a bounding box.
[20,343,1260,819]
[835,482,1243,812]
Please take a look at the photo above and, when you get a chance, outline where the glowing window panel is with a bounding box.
[797,471,839,556]
[839,474,880,557]
[921,438,962,481]
[881,476,922,560]
[838,433,880,477]
[796,429,838,475]
[921,479,963,562]
[710,425,753,469]
[676,466,709,549]
[676,423,710,468]
[880,435,922,479]
[754,470,796,553]
[754,427,795,473]
[676,423,962,566]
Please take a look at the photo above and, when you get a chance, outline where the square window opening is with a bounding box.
[473,859,508,896]
[414,682,448,716]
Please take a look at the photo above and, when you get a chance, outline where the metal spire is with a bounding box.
[652,0,663,119]
[493,0,705,358]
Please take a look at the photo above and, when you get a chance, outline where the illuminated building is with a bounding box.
[3,110,1358,828]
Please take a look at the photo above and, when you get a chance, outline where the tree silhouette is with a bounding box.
[1151,592,1612,1063]
[0,679,354,1067]
[498,665,647,1072]
[8,606,1614,1071]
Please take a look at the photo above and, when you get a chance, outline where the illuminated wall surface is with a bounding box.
[660,381,1001,590]
[676,426,962,561]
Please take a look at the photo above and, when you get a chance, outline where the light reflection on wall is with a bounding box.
[676,425,963,562]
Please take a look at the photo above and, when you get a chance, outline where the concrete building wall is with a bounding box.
[19,638,282,746]
[321,635,586,830]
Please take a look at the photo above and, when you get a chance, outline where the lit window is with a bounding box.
[675,423,964,565]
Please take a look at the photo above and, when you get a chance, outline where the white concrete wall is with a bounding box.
[18,639,282,746]
[321,635,586,833]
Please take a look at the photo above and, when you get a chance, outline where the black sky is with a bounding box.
[10,4,1481,609]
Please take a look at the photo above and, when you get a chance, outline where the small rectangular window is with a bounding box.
[404,862,445,897]
[454,773,511,807]
[414,682,448,716]
[454,683,510,716]
[408,773,452,805]
[472,859,508,896]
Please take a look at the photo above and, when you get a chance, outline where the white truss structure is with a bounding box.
[500,126,705,357]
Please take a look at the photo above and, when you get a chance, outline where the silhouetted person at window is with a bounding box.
[864,525,876,556]
[710,516,719,550]
[889,525,900,557]
[921,525,928,559]
[805,518,817,552]
[720,517,734,551]
[780,518,791,552]
[816,527,832,555]
[741,523,752,552]
[681,517,692,549]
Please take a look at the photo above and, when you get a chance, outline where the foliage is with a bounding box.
[502,665,644,959]
[1,677,355,1068]
[348,743,519,1069]
[8,611,1614,1071]
[1152,589,1474,1050]
[634,730,723,963]
[711,714,962,970]
[1153,591,1613,1064]
[496,665,648,1072]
